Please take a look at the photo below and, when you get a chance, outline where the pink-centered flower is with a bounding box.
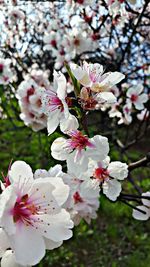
[51,131,109,174]
[70,61,124,105]
[41,71,79,135]
[0,58,14,85]
[16,78,47,132]
[84,157,128,201]
[0,161,73,266]
[126,84,148,110]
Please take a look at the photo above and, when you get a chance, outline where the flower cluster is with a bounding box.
[0,58,14,85]
[0,161,73,266]
[108,84,149,125]
[16,73,48,132]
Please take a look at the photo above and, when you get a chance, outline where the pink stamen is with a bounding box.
[131,94,138,102]
[43,90,64,113]
[66,130,95,153]
[93,167,109,182]
[0,64,4,73]
[50,40,57,48]
[73,192,83,203]
[26,87,35,103]
[12,194,39,225]
[1,160,13,188]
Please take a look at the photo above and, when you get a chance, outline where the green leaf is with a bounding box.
[65,63,80,97]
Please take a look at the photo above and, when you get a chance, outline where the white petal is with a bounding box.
[34,169,49,179]
[48,165,63,177]
[141,192,150,206]
[0,186,16,235]
[134,100,144,110]
[38,209,73,242]
[44,238,62,250]
[132,206,150,221]
[1,250,27,267]
[0,229,10,257]
[87,135,109,161]
[70,64,91,87]
[47,110,60,135]
[10,227,45,266]
[60,113,79,134]
[101,72,125,88]
[108,161,128,180]
[51,137,68,161]
[99,92,116,104]
[53,71,67,100]
[80,179,100,200]
[103,179,122,201]
[127,85,143,97]
[134,94,148,110]
[50,177,69,206]
[67,150,89,174]
[9,161,33,184]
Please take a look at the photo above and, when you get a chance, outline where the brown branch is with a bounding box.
[128,153,150,171]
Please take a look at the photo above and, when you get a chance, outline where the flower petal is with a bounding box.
[10,227,45,266]
[44,238,62,250]
[60,113,79,134]
[51,137,68,161]
[47,109,60,135]
[9,161,33,184]
[103,179,122,201]
[108,161,128,180]
[1,250,27,267]
[132,206,150,221]
[141,192,150,206]
[0,228,10,257]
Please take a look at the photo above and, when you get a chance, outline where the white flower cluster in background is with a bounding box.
[16,73,48,132]
[0,58,14,85]
[108,84,149,125]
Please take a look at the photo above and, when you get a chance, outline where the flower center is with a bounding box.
[0,64,4,73]
[76,0,84,4]
[13,194,39,225]
[50,39,57,48]
[26,87,35,103]
[74,38,80,46]
[93,167,109,182]
[124,107,130,114]
[67,130,95,151]
[73,192,83,203]
[42,90,64,115]
[131,94,138,102]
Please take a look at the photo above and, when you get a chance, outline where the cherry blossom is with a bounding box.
[41,71,79,135]
[16,78,47,132]
[118,102,132,125]
[0,161,73,266]
[0,58,14,85]
[39,165,100,225]
[85,157,128,201]
[132,192,150,221]
[126,85,148,110]
[137,108,149,121]
[64,178,100,225]
[70,61,124,104]
[51,130,109,173]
